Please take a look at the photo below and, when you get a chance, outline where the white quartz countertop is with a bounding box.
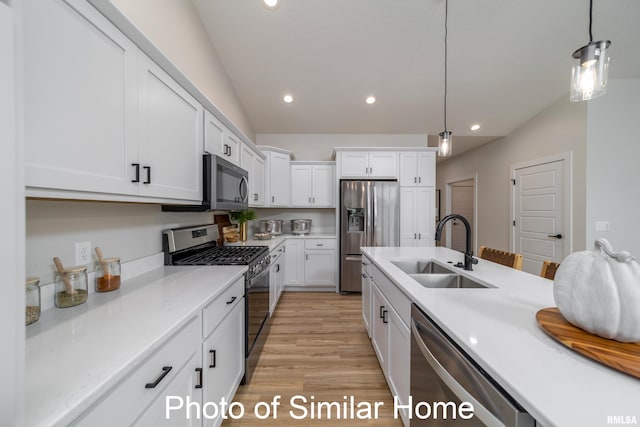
[361,246,640,427]
[25,265,246,427]
[226,233,336,251]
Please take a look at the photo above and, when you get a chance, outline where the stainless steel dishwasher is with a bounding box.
[410,304,536,426]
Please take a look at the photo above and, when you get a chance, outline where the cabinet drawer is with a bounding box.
[203,276,244,337]
[304,239,336,250]
[73,315,201,427]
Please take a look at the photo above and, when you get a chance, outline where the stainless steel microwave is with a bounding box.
[162,154,248,212]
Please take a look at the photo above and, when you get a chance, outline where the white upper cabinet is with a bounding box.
[241,142,265,206]
[400,187,435,247]
[338,151,398,179]
[262,149,291,207]
[23,0,203,203]
[399,151,436,187]
[23,0,139,197]
[137,54,203,201]
[224,131,241,166]
[290,163,335,207]
[204,110,225,157]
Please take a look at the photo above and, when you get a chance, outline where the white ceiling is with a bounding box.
[192,0,640,148]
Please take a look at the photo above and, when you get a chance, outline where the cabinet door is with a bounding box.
[269,152,291,206]
[133,351,203,427]
[284,239,304,286]
[304,250,335,287]
[224,131,241,166]
[23,0,138,196]
[269,261,278,314]
[253,155,265,206]
[368,152,398,178]
[311,165,335,207]
[362,267,372,337]
[387,307,410,425]
[204,111,225,157]
[339,152,369,178]
[137,55,203,201]
[399,187,418,247]
[277,250,285,301]
[399,153,418,186]
[371,283,389,371]
[202,302,245,427]
[290,165,312,206]
[415,187,435,246]
[416,151,436,187]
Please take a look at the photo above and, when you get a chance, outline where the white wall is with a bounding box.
[26,201,214,286]
[436,95,588,254]
[109,0,255,141]
[257,134,428,160]
[586,79,640,256]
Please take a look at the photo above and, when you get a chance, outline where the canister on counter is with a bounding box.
[95,257,121,292]
[54,262,88,308]
[25,276,41,325]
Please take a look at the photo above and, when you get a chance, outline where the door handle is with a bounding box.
[143,166,151,184]
[131,163,140,183]
[195,368,203,389]
[382,309,388,324]
[547,234,563,239]
[209,349,216,368]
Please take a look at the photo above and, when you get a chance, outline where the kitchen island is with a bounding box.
[362,246,640,427]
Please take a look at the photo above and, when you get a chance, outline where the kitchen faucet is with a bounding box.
[435,214,478,271]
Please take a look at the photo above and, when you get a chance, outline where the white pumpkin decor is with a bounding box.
[554,238,640,343]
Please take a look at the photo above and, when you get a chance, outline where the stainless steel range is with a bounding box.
[163,224,270,384]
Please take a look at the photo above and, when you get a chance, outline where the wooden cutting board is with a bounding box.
[536,307,640,379]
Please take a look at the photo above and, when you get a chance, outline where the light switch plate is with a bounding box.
[595,221,610,232]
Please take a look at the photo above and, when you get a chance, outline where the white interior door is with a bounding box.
[514,160,565,274]
[450,180,474,252]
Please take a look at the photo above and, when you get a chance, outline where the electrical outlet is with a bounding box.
[75,241,92,265]
[595,221,610,232]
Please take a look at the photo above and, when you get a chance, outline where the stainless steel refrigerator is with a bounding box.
[340,180,400,292]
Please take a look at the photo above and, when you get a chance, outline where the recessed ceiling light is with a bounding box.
[470,124,481,131]
[263,0,279,9]
[366,96,376,105]
[283,94,293,103]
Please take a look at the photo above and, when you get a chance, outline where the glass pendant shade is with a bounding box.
[438,131,452,157]
[570,40,611,102]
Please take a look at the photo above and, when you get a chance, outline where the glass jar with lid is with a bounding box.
[25,277,41,325]
[95,258,121,292]
[55,266,88,308]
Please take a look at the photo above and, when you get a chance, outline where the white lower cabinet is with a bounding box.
[269,242,286,314]
[366,262,410,427]
[73,277,245,427]
[284,238,336,288]
[201,299,245,427]
[134,351,203,427]
[361,261,372,338]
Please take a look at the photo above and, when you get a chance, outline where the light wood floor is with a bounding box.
[223,292,404,426]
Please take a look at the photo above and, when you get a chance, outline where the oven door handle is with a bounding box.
[247,266,270,288]
[411,319,510,427]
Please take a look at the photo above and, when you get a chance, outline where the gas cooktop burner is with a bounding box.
[174,246,267,266]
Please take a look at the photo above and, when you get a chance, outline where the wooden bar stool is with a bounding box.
[478,246,523,270]
[540,260,561,280]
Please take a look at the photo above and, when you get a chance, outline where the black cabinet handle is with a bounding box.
[131,163,140,183]
[414,177,417,183]
[362,273,367,278]
[418,233,421,239]
[195,368,203,389]
[382,310,388,324]
[379,305,385,319]
[276,264,280,273]
[226,296,237,305]
[547,234,563,239]
[209,350,216,368]
[145,366,172,388]
[418,177,422,183]
[143,166,151,184]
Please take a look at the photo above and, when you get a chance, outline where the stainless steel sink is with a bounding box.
[408,273,490,289]
[391,260,454,274]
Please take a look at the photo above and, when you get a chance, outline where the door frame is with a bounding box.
[509,152,573,257]
[445,173,478,253]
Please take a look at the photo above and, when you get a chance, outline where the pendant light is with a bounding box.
[438,0,452,157]
[570,0,611,102]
